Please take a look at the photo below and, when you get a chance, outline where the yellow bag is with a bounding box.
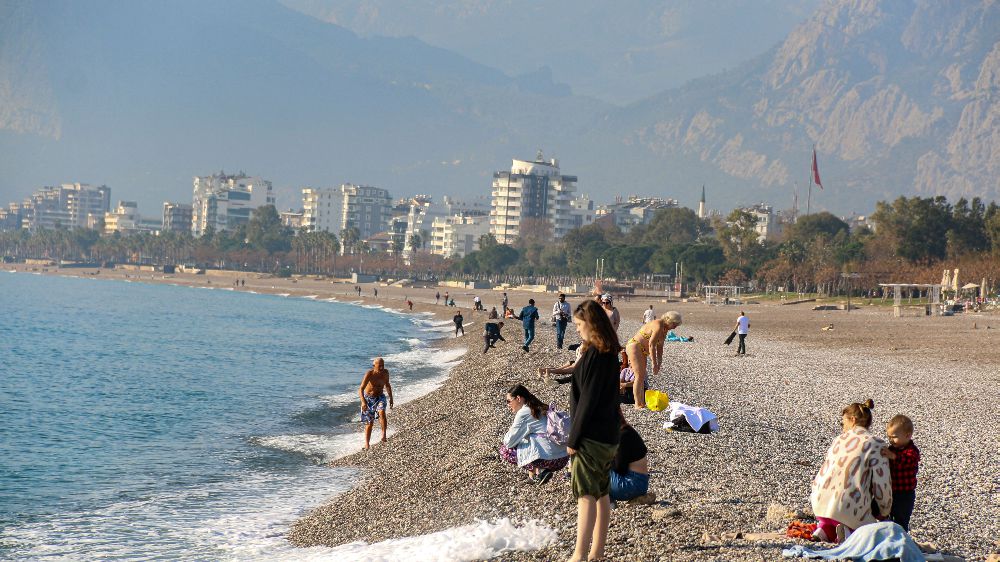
[645,389,670,412]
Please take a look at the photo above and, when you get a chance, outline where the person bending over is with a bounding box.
[625,311,681,409]
[499,384,569,483]
[483,321,506,354]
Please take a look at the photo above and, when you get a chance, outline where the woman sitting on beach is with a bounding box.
[610,409,649,502]
[499,384,569,484]
[625,311,682,409]
[810,399,892,543]
[617,349,646,404]
[566,300,621,562]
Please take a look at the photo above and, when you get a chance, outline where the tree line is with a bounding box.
[3,197,999,292]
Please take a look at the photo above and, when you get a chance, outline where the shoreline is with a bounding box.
[8,265,999,560]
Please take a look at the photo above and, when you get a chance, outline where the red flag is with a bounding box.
[811,148,823,189]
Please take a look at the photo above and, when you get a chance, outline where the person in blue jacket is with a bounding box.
[518,298,540,352]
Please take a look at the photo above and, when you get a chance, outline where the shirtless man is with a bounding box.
[359,357,394,448]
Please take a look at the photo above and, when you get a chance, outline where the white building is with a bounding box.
[430,214,491,258]
[104,201,141,234]
[191,172,274,236]
[569,194,595,230]
[743,203,781,242]
[596,196,678,233]
[21,183,111,232]
[490,151,577,244]
[301,184,392,243]
[402,195,488,256]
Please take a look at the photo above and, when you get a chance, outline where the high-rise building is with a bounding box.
[569,194,595,230]
[21,183,111,232]
[191,172,273,236]
[301,184,392,243]
[163,202,193,234]
[490,151,577,244]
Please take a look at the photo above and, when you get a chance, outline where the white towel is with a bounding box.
[663,402,719,432]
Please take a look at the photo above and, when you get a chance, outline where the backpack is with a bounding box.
[545,402,571,446]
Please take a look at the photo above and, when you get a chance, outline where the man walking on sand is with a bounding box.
[643,305,655,324]
[552,293,571,349]
[518,299,540,352]
[453,310,464,336]
[735,311,750,356]
[359,357,394,448]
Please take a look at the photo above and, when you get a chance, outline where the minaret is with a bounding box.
[698,185,706,219]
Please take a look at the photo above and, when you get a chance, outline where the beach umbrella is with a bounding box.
[981,277,987,299]
[951,269,960,292]
[941,269,950,289]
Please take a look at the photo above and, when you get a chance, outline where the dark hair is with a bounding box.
[843,398,875,428]
[887,414,913,433]
[573,300,621,354]
[508,384,547,420]
[528,298,535,305]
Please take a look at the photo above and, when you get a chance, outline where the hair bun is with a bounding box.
[863,398,875,409]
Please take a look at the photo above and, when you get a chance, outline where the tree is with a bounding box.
[784,212,849,243]
[246,205,291,254]
[633,207,702,247]
[717,209,765,268]
[872,196,952,263]
[408,232,422,254]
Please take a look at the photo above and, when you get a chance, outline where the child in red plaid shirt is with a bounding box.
[880,414,920,531]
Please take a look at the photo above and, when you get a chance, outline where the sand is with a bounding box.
[10,264,999,561]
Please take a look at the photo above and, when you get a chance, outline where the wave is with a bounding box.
[251,431,393,464]
[286,519,557,562]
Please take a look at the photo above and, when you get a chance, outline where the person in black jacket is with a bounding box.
[482,321,505,353]
[566,300,621,562]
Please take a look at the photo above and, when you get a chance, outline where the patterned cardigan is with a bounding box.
[810,427,893,530]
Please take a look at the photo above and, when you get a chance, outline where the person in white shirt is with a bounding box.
[552,293,572,349]
[642,305,655,324]
[735,311,750,356]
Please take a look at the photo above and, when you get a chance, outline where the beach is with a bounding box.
[11,265,1000,561]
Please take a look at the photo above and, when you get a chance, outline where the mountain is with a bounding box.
[0,0,607,213]
[279,0,822,104]
[1,0,997,217]
[592,0,1000,213]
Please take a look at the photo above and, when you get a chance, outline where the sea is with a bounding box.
[0,272,560,561]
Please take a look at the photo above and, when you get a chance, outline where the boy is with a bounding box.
[882,414,920,531]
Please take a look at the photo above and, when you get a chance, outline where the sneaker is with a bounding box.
[522,345,529,353]
[536,469,554,484]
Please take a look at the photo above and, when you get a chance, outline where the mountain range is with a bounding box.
[1,0,997,216]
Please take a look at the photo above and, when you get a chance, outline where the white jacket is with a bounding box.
[502,405,568,467]
[810,427,893,530]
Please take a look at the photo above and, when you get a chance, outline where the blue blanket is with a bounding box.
[782,522,925,562]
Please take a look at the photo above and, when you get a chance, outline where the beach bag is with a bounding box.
[545,402,571,446]
[644,389,670,412]
[724,330,737,345]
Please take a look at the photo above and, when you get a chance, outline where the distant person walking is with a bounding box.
[359,357,394,449]
[435,291,441,305]
[518,299,540,352]
[454,310,465,337]
[642,305,655,324]
[373,287,378,298]
[552,293,572,349]
[502,292,509,312]
[735,311,750,356]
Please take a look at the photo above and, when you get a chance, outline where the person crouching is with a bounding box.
[499,384,569,484]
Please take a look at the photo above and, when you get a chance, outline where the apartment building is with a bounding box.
[490,151,577,244]
[162,202,193,234]
[21,183,111,232]
[430,214,491,259]
[191,172,274,236]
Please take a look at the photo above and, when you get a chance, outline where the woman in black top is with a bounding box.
[610,410,650,501]
[566,300,621,562]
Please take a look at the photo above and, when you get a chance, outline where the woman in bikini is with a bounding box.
[625,311,681,409]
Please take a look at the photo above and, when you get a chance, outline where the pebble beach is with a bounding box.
[12,266,999,560]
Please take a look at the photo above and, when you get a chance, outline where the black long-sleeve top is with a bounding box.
[613,425,647,474]
[568,345,621,450]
